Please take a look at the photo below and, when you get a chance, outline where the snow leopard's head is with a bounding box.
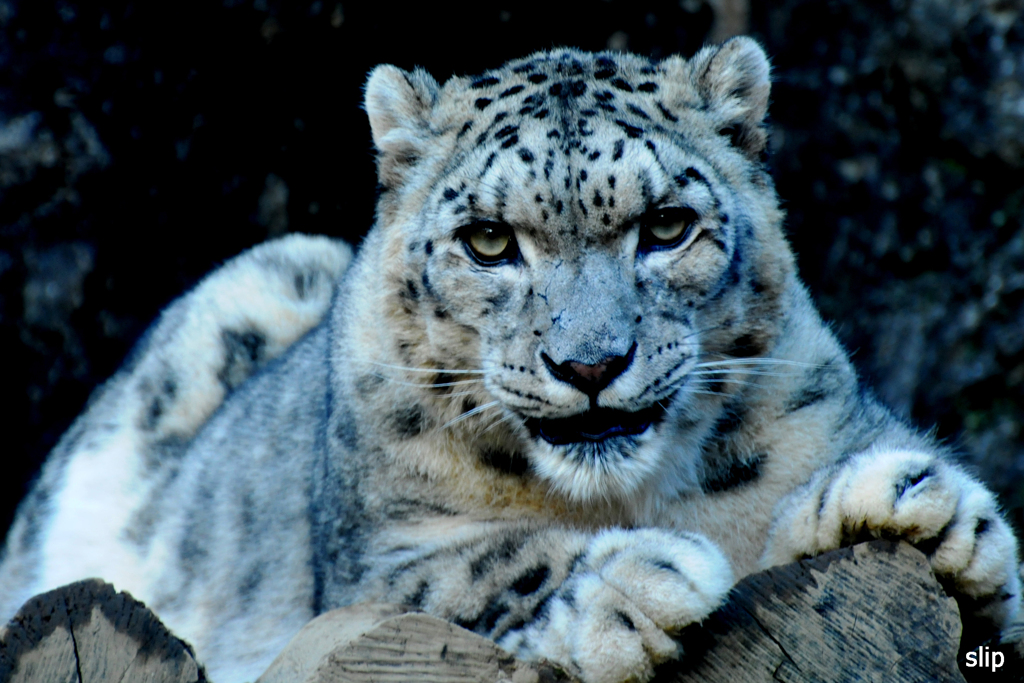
[362,39,794,502]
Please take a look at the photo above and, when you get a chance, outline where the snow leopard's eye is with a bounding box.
[638,207,698,252]
[460,221,519,264]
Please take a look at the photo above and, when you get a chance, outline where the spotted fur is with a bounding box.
[1,39,1020,683]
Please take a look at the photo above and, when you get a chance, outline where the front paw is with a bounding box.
[504,529,733,683]
[764,447,1021,627]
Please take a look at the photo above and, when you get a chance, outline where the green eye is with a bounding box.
[461,222,518,264]
[640,207,699,251]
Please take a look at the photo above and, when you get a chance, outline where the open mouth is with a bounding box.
[526,404,666,446]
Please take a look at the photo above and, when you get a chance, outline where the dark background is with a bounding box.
[2,0,1024,548]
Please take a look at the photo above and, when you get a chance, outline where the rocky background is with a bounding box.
[2,0,1023,546]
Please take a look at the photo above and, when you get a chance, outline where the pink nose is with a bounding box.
[541,343,637,398]
[567,360,612,385]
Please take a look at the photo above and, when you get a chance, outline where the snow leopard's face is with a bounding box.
[367,43,793,501]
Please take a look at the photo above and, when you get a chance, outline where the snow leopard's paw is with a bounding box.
[501,528,733,683]
[764,446,1021,628]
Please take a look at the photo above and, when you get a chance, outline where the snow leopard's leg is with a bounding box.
[378,524,733,683]
[762,444,1022,631]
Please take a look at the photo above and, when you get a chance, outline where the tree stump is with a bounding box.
[0,578,204,683]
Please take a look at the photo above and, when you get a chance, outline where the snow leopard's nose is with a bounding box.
[541,342,637,398]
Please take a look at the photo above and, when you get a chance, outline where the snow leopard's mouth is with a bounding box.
[526,404,666,446]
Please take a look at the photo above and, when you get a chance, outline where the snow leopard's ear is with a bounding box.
[364,65,441,188]
[687,36,771,160]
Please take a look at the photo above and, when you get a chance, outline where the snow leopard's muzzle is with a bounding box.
[525,342,670,446]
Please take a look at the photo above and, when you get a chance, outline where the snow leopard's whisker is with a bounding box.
[693,358,820,368]
[692,377,762,389]
[481,411,518,435]
[369,374,484,389]
[689,369,795,377]
[436,390,487,400]
[687,388,735,397]
[443,400,502,429]
[354,360,487,375]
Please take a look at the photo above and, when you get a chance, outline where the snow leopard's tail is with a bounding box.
[0,234,351,619]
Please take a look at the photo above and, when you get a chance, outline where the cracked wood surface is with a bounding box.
[0,578,203,683]
[0,541,1000,682]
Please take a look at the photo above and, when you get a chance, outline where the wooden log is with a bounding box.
[666,540,966,682]
[0,578,204,683]
[256,605,566,683]
[5,541,1016,682]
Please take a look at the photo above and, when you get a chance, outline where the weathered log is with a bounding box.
[256,605,565,683]
[0,578,204,683]
[4,541,1019,682]
[668,540,966,682]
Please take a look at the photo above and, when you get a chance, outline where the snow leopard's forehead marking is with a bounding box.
[431,49,720,249]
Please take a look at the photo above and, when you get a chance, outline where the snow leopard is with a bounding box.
[2,37,1021,683]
